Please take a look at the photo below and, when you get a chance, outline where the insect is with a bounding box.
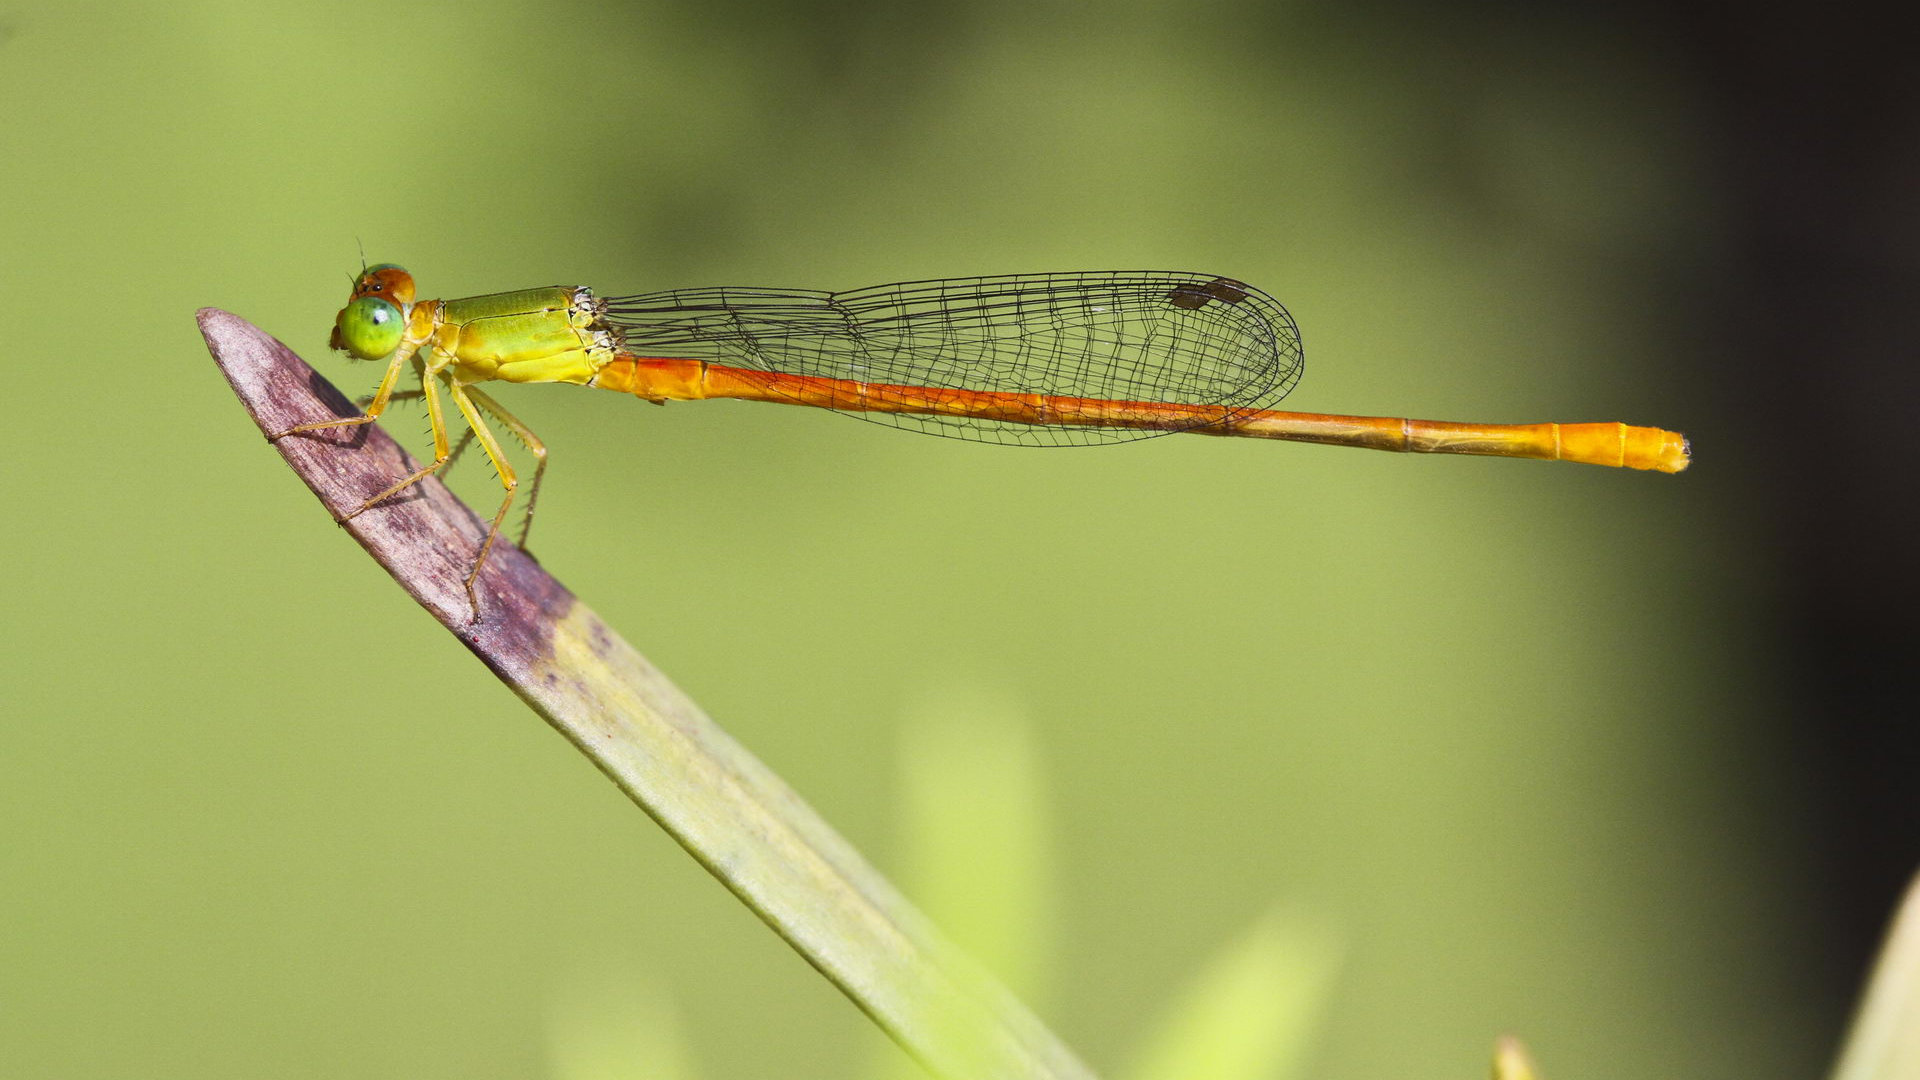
[271,264,1689,619]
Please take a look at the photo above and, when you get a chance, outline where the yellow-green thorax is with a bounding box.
[429,286,617,385]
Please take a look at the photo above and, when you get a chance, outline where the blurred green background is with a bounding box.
[0,2,1871,1078]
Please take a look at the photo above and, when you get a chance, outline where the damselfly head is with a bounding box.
[332,263,415,359]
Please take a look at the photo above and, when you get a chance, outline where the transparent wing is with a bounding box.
[599,271,1303,445]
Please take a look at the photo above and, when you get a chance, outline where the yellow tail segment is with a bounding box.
[1217,412,1690,473]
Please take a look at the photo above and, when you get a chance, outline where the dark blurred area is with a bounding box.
[1647,0,1920,1013]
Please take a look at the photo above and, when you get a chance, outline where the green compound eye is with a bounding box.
[335,296,405,359]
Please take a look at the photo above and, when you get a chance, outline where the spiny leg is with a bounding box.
[340,366,455,524]
[463,386,548,552]
[360,390,478,472]
[446,381,522,621]
[270,341,415,441]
